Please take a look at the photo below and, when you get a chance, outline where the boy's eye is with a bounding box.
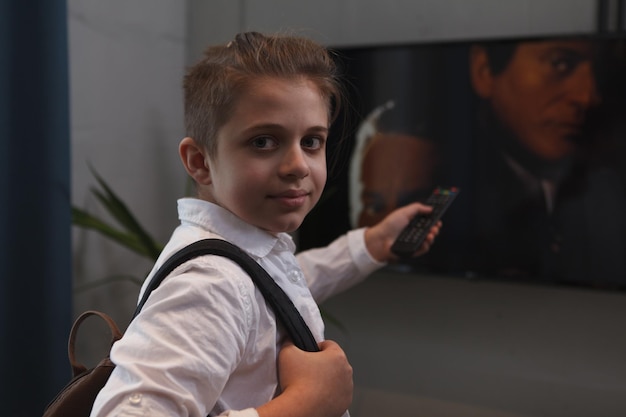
[301,136,324,150]
[251,136,278,149]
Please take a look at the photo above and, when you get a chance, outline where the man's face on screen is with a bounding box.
[357,133,437,226]
[476,40,602,161]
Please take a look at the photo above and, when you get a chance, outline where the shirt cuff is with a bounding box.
[347,227,386,276]
[219,408,259,417]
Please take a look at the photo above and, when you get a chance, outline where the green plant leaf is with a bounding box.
[72,207,157,259]
[87,165,163,260]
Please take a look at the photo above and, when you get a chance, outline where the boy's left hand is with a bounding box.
[364,202,441,263]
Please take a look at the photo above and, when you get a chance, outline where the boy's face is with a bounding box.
[206,77,329,234]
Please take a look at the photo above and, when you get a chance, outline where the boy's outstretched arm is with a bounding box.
[364,202,442,262]
[256,340,353,417]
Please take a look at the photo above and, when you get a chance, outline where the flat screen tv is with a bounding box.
[298,33,626,291]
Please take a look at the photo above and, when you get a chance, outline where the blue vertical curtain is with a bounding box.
[0,0,72,415]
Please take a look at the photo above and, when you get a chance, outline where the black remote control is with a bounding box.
[390,186,460,258]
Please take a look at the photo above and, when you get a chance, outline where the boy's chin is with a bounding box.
[262,219,304,236]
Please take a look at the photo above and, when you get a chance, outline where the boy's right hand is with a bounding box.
[257,340,353,417]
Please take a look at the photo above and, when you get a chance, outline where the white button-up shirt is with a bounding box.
[90,198,383,417]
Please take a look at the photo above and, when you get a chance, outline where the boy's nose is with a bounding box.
[280,146,310,179]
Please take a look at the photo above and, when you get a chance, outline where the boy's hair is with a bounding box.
[183,31,345,158]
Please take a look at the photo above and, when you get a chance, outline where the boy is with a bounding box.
[91,31,439,417]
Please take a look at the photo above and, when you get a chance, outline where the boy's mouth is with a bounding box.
[269,190,310,208]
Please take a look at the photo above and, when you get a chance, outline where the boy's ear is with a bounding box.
[179,137,211,184]
[469,45,494,99]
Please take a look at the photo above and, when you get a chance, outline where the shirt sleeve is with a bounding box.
[90,258,256,417]
[296,228,385,304]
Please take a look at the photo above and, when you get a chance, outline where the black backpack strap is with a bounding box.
[133,238,319,352]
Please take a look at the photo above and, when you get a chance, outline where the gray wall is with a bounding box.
[70,1,626,416]
[69,0,187,327]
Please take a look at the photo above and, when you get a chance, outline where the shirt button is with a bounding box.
[288,270,302,283]
[129,393,142,406]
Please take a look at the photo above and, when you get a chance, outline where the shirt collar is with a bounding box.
[177,198,296,257]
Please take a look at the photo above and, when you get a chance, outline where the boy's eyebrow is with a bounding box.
[243,123,330,134]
